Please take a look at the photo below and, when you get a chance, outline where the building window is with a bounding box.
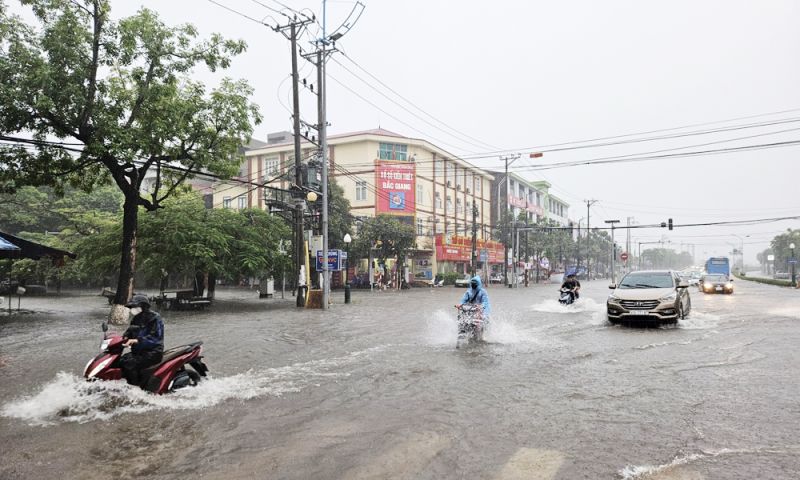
[435,159,443,180]
[474,177,481,194]
[456,198,462,213]
[356,180,367,201]
[435,192,442,208]
[379,142,408,161]
[223,196,232,209]
[264,156,279,177]
[417,217,425,235]
[238,196,247,209]
[416,184,424,205]
[446,196,453,212]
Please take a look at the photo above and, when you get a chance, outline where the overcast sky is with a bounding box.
[12,0,800,265]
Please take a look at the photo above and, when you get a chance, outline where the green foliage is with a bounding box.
[326,178,353,251]
[442,272,459,286]
[0,0,261,300]
[734,271,793,287]
[136,192,291,284]
[351,215,416,265]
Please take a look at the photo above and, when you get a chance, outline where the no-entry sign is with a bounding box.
[620,252,629,261]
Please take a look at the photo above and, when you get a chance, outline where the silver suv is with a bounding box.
[607,270,691,325]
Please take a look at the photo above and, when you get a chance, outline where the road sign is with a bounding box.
[480,248,488,262]
[620,252,629,261]
[789,258,798,264]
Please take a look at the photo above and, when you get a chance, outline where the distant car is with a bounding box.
[489,273,503,284]
[607,270,691,325]
[700,274,733,294]
[773,272,790,280]
[454,275,471,288]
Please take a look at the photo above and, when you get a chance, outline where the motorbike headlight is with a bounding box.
[660,292,677,302]
[100,339,110,351]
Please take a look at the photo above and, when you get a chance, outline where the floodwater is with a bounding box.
[2,279,800,479]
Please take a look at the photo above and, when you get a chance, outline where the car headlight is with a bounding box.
[725,283,733,289]
[608,293,620,302]
[703,282,712,289]
[660,292,677,302]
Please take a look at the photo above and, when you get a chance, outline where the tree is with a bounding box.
[0,1,260,322]
[351,215,415,286]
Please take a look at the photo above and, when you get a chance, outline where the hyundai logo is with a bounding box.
[635,301,643,307]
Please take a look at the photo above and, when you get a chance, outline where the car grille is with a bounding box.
[620,300,660,310]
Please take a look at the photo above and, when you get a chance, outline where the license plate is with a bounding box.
[715,287,722,291]
[629,309,650,315]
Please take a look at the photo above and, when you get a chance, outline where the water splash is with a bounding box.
[424,309,541,347]
[679,310,721,330]
[619,452,705,479]
[530,297,606,314]
[2,347,386,426]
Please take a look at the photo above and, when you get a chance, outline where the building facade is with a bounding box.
[219,129,502,283]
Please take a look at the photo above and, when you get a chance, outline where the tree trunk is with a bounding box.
[109,195,138,325]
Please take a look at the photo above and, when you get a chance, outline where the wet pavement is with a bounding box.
[2,278,800,479]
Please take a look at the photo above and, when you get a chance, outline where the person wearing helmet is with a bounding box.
[120,294,164,387]
[561,273,581,300]
[458,275,491,316]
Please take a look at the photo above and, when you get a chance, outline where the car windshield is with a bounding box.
[705,275,727,282]
[618,272,674,289]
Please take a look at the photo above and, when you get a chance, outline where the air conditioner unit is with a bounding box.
[457,184,462,191]
[446,180,452,187]
[466,187,471,194]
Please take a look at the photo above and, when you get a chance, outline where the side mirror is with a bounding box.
[608,284,617,289]
[101,322,108,332]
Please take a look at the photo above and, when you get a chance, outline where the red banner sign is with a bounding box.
[376,161,416,215]
[434,235,504,263]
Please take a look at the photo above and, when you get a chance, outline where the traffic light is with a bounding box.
[668,218,673,230]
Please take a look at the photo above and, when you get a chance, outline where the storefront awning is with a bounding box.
[0,231,76,261]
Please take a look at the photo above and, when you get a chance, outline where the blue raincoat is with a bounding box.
[460,275,491,315]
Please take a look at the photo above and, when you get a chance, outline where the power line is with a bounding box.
[332,52,500,151]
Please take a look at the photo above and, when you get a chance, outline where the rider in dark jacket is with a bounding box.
[121,294,164,387]
[560,274,581,299]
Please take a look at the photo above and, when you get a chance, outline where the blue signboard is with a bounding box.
[480,248,488,262]
[316,250,343,272]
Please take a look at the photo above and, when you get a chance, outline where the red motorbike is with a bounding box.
[83,322,208,394]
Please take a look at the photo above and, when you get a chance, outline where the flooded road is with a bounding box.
[2,279,800,479]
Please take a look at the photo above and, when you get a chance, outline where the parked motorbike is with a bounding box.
[84,322,208,394]
[455,304,485,348]
[558,287,577,305]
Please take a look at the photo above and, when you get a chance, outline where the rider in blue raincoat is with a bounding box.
[458,275,491,317]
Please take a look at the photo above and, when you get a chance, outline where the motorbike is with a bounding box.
[558,287,577,305]
[455,304,485,348]
[83,322,209,394]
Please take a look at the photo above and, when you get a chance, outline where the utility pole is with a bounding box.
[605,219,620,283]
[284,21,311,307]
[471,203,478,276]
[584,199,597,279]
[500,154,519,287]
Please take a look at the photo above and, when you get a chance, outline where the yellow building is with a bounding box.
[218,129,501,283]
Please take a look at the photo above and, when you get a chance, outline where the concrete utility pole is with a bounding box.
[584,199,597,279]
[499,154,520,287]
[471,204,478,276]
[289,22,307,307]
[605,220,620,283]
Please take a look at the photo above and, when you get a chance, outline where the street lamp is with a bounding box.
[730,234,749,274]
[605,220,620,284]
[343,233,352,304]
[791,242,796,287]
